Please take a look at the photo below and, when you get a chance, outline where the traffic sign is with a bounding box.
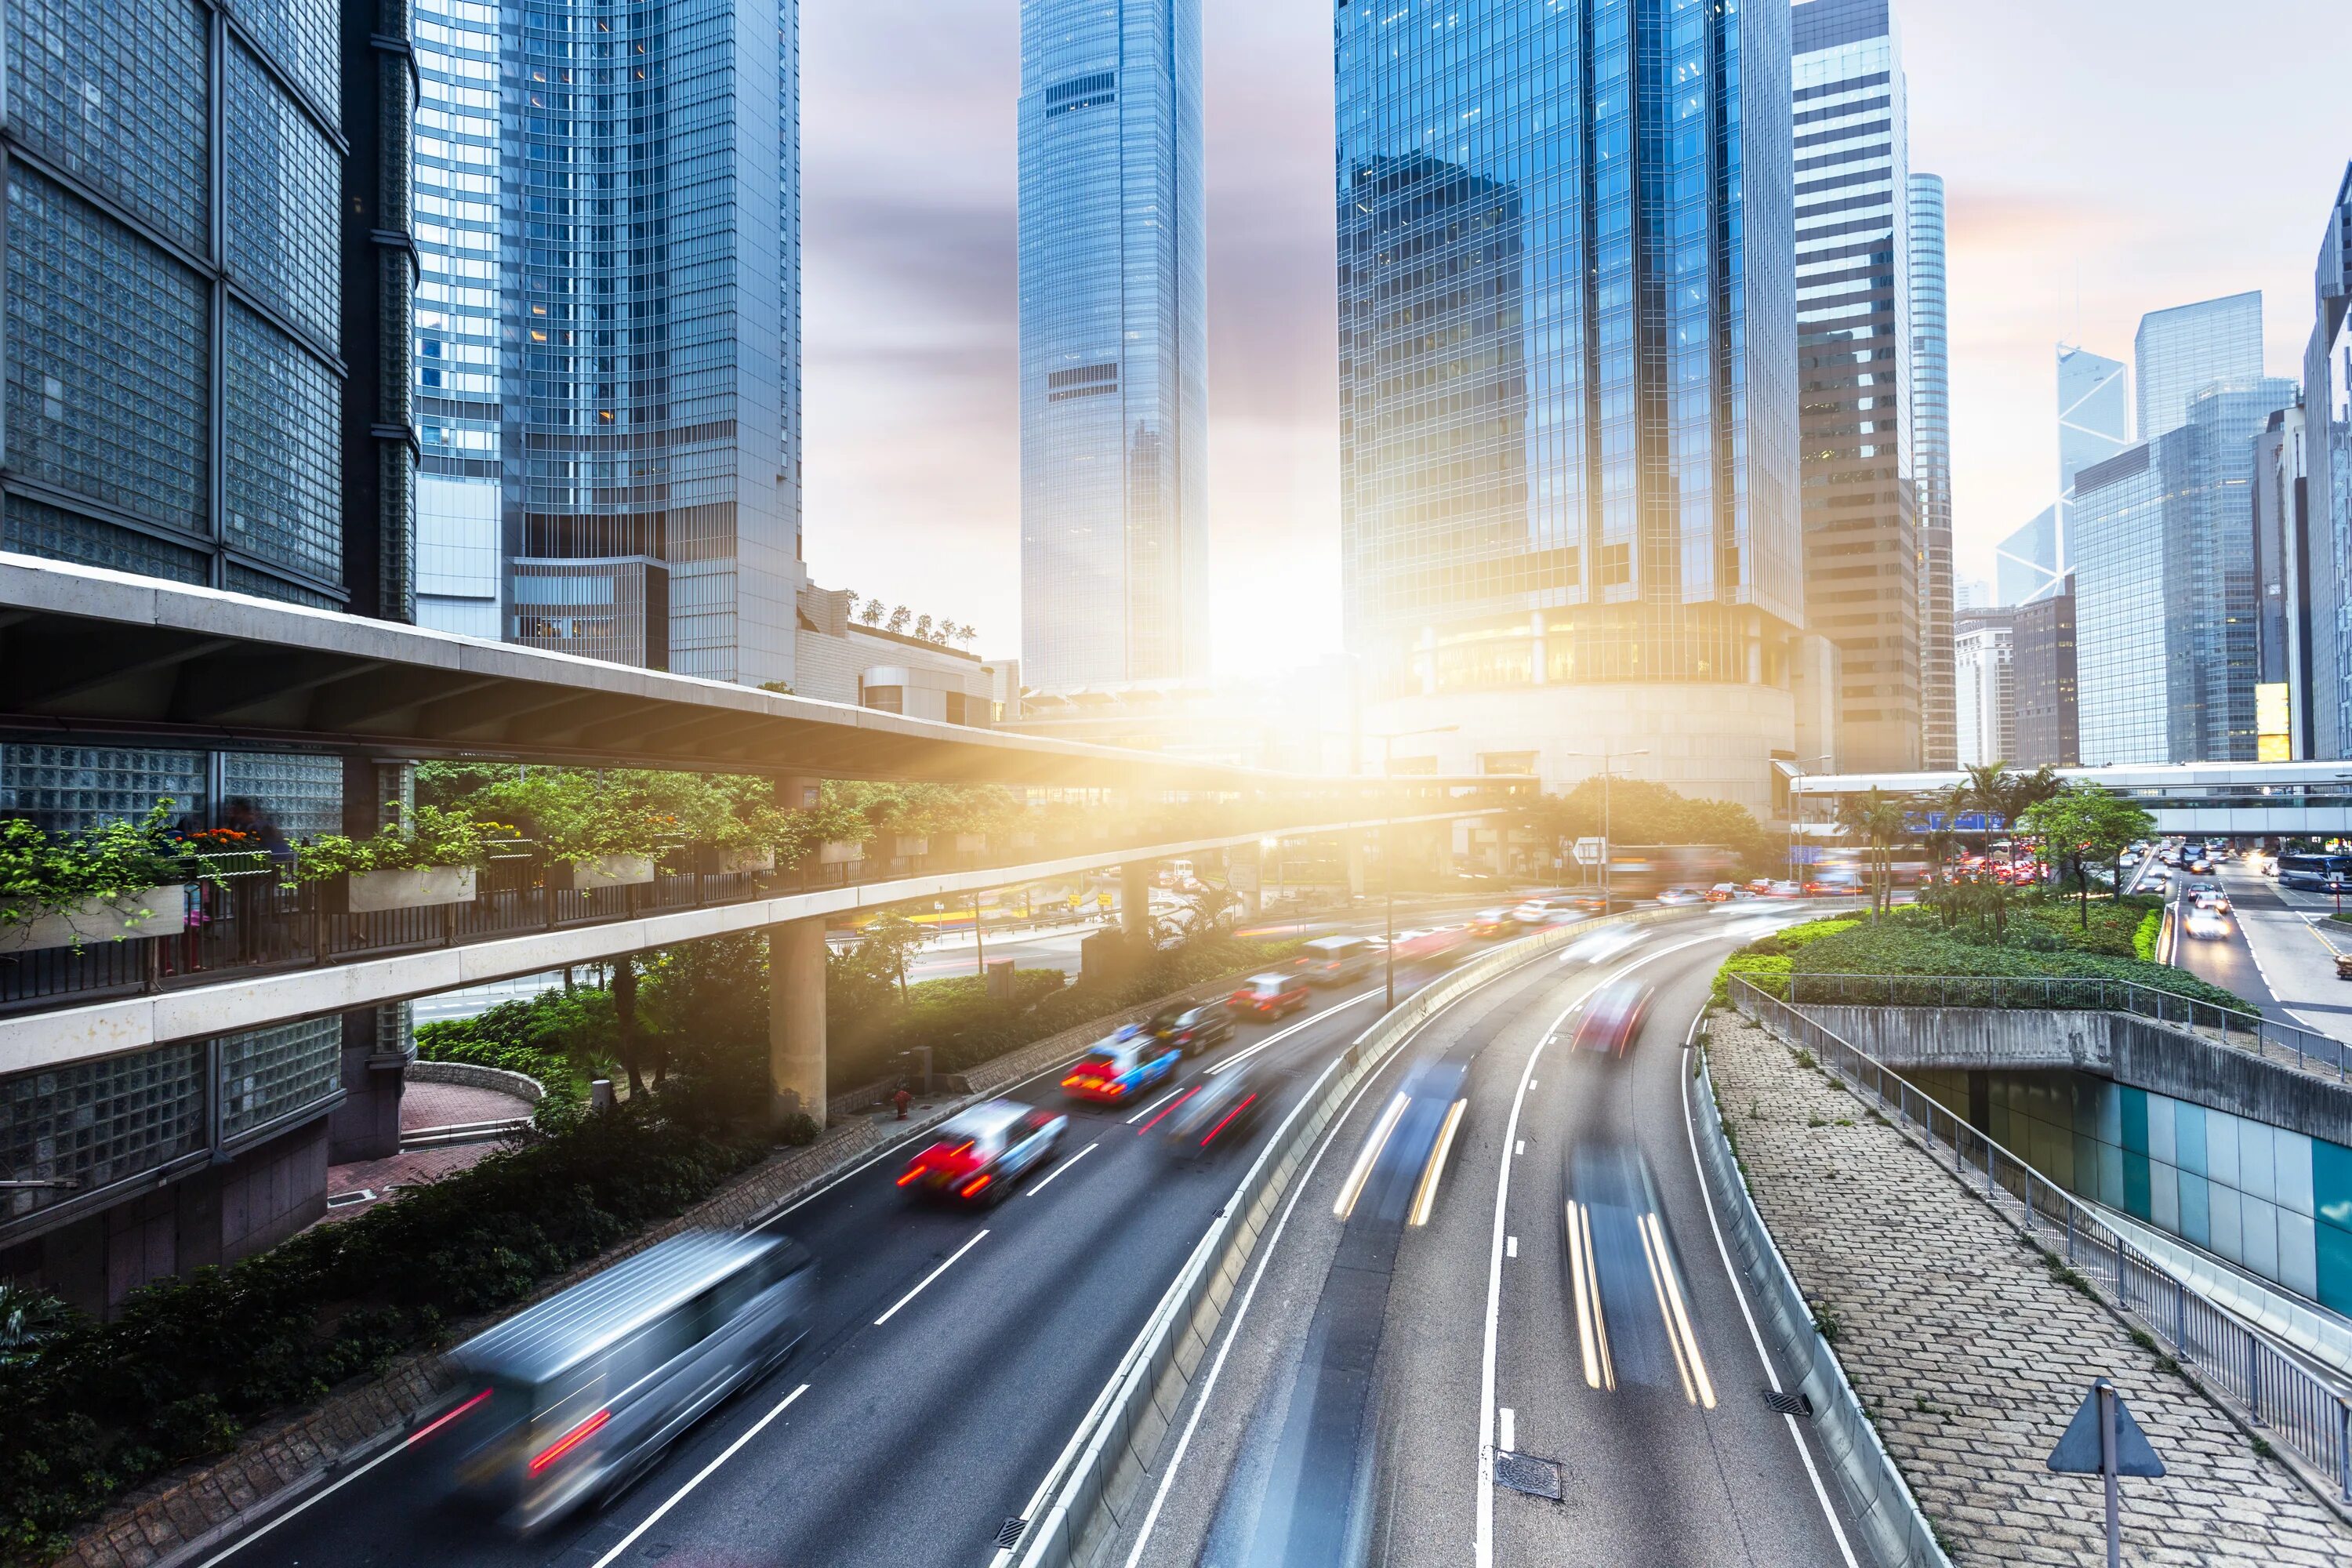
[1570,837,1606,868]
[2047,1378,2162,1568]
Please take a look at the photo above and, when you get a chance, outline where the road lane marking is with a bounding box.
[587,1383,809,1568]
[1334,1092,1412,1220]
[1498,1406,1516,1454]
[1212,988,1382,1075]
[1506,1234,1518,1258]
[1126,1084,1189,1123]
[1025,1141,1098,1196]
[873,1230,989,1325]
[1514,1140,1524,1156]
[189,1425,415,1567]
[1681,1021,1860,1568]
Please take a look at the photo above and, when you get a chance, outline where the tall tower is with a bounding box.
[1334,0,1803,815]
[1910,172,1956,768]
[1018,0,1209,692]
[2136,291,2264,441]
[1792,0,1918,773]
[412,0,804,685]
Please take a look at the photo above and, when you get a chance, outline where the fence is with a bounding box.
[1733,979,2352,1498]
[1781,971,2352,1080]
[1688,1051,1950,1566]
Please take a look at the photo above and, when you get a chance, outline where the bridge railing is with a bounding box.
[1732,978,2352,1499]
[1779,971,2352,1080]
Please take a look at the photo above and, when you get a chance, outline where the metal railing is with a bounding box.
[1732,979,2352,1497]
[1780,971,2352,1080]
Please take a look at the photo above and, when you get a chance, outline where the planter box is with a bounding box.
[703,845,777,875]
[892,835,929,858]
[344,866,477,915]
[0,885,191,951]
[954,833,986,854]
[820,840,866,866]
[557,853,655,892]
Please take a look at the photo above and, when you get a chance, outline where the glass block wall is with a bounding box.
[219,1020,344,1141]
[1,1043,209,1225]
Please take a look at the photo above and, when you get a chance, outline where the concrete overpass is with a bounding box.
[1788,759,2352,839]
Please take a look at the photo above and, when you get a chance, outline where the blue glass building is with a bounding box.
[1018,0,1209,691]
[1909,172,1955,768]
[2137,290,2264,442]
[1334,0,1802,811]
[413,0,804,684]
[2303,167,2352,760]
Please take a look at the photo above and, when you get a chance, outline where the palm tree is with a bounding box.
[1835,787,1910,916]
[1913,783,1969,927]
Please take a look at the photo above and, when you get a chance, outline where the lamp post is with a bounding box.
[1563,749,1650,910]
[1369,724,1459,1011]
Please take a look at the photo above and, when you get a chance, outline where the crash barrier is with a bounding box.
[1002,902,1705,1568]
[1689,1047,1953,1566]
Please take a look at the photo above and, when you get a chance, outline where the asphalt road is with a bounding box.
[1102,909,1860,1568]
[2179,858,2352,1044]
[194,952,1486,1568]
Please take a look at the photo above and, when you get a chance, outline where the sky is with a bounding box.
[801,0,2349,674]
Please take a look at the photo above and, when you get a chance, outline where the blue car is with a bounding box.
[1062,1025,1182,1105]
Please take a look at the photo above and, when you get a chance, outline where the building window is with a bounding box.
[862,684,904,714]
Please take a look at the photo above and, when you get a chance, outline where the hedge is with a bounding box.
[415,987,618,1127]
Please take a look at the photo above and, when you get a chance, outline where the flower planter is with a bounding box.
[338,865,477,916]
[891,835,929,859]
[820,840,866,866]
[556,853,655,892]
[702,845,777,875]
[0,885,191,951]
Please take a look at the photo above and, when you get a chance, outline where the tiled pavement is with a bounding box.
[1705,1015,2352,1566]
[398,1076,532,1134]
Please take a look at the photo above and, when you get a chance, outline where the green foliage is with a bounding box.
[0,802,194,926]
[0,1107,763,1566]
[1517,777,1776,873]
[415,988,617,1127]
[284,805,521,884]
[2133,909,2161,962]
[1720,913,2243,1010]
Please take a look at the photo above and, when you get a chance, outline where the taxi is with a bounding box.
[1061,1025,1183,1103]
[1229,972,1310,1020]
[896,1099,1066,1204]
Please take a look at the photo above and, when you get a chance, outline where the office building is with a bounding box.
[1997,506,2065,609]
[2304,165,2352,759]
[0,0,417,1305]
[1332,0,1803,815]
[1018,0,1209,691]
[1910,172,1955,768]
[2072,376,2296,763]
[2137,291,2265,442]
[1996,345,2130,610]
[1792,0,1919,773]
[1955,576,1995,612]
[2013,586,2081,767]
[1953,609,2016,769]
[412,0,805,684]
[2253,402,2311,759]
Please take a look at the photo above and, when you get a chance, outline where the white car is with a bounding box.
[2190,887,2230,913]
[2183,907,2230,940]
[1653,887,1704,906]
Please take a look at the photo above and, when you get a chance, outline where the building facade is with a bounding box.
[1017,0,1209,692]
[2137,290,2264,442]
[1996,344,2129,611]
[1334,0,1803,815]
[1953,608,2016,770]
[2253,402,2312,758]
[412,0,804,684]
[2304,165,2352,760]
[1909,172,1955,768]
[1792,0,1918,773]
[2013,584,2081,767]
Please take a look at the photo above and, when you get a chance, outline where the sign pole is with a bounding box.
[2100,1381,2121,1568]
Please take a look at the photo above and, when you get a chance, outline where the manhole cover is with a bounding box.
[1763,1389,1814,1418]
[995,1517,1029,1549]
[1494,1450,1563,1501]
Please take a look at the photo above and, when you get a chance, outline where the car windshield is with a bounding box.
[1147,1007,1189,1031]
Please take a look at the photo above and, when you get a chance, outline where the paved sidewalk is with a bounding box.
[1705,1014,2352,1566]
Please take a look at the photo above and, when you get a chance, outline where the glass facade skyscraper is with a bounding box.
[1018,0,1209,692]
[1995,343,2128,611]
[1791,0,1918,772]
[2304,165,2352,760]
[1908,171,1955,768]
[1333,0,1803,811]
[2136,290,2263,442]
[412,0,804,684]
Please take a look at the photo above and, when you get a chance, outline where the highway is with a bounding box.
[2175,855,2352,1044]
[1101,910,1862,1568]
[190,938,1493,1568]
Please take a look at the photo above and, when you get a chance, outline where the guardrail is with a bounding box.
[1002,903,1700,1568]
[1780,971,2352,1080]
[1733,979,2352,1499]
[1688,1047,1951,1567]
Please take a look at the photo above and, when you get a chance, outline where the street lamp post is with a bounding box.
[1370,724,1458,1011]
[1563,749,1650,911]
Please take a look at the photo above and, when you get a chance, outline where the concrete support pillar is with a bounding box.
[1229,844,1262,914]
[1123,862,1153,942]
[1346,839,1368,898]
[768,915,829,1130]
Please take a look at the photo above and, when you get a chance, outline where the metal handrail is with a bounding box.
[1777,971,2352,1080]
[1731,978,2352,1499]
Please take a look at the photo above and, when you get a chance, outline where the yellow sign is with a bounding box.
[2256,682,2290,737]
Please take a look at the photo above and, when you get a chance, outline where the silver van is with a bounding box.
[426,1229,816,1530]
[1294,934,1374,986]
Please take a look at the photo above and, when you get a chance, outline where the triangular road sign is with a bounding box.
[2047,1381,2165,1478]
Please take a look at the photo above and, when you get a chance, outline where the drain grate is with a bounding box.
[1493,1450,1563,1501]
[1763,1388,1814,1418]
[995,1517,1029,1550]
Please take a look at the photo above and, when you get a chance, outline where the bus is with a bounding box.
[2275,853,2352,891]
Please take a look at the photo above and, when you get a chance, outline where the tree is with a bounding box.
[1911,783,1971,927]
[859,597,885,626]
[886,605,912,633]
[857,910,927,998]
[913,614,935,642]
[1834,787,1910,916]
[2016,788,2155,927]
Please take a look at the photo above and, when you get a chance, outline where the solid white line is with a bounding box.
[1680,1023,1860,1568]
[1211,988,1381,1076]
[1498,1406,1516,1454]
[188,1430,413,1568]
[873,1229,989,1326]
[1126,1085,1188,1124]
[586,1383,810,1568]
[1025,1141,1098,1196]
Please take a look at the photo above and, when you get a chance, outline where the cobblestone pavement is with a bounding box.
[1704,1015,2352,1566]
[399,1076,532,1132]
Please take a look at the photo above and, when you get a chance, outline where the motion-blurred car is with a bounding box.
[1764,880,1805,898]
[1061,1027,1182,1103]
[1163,1058,1291,1155]
[2189,886,2230,913]
[1469,907,1517,938]
[1294,935,1376,985]
[1654,887,1703,906]
[2183,906,2230,940]
[1230,972,1309,1019]
[1570,978,1655,1055]
[1145,1000,1235,1057]
[1514,895,1592,924]
[899,1099,1067,1202]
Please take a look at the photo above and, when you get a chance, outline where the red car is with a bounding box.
[1229,972,1308,1019]
[1570,979,1654,1056]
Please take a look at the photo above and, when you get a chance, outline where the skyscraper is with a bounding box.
[2303,165,2352,760]
[412,0,805,684]
[1793,0,1919,773]
[1018,0,1209,692]
[2012,583,2080,767]
[2136,290,2264,441]
[2253,402,2311,758]
[1332,0,1803,813]
[1909,172,1955,768]
[1953,608,2016,770]
[1995,344,2129,608]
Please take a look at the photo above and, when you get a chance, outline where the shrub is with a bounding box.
[416,989,617,1127]
[2132,909,2161,962]
[284,805,521,883]
[0,801,199,929]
